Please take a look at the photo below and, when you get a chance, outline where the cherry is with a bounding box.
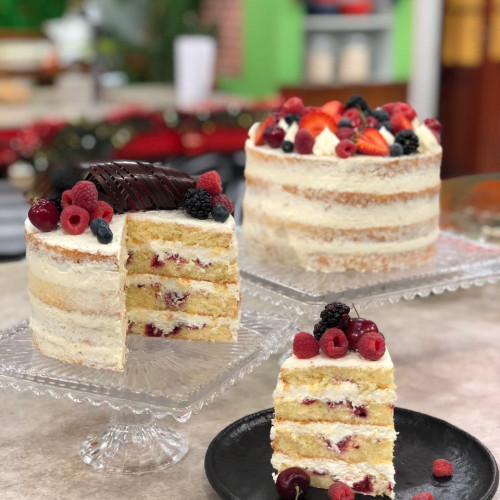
[263,126,286,148]
[276,467,310,499]
[28,199,59,232]
[344,318,379,350]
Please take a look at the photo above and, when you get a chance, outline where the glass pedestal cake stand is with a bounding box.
[239,231,500,319]
[0,294,298,475]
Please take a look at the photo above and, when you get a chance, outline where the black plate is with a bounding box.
[205,408,498,500]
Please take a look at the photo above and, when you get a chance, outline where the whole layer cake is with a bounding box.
[243,96,442,272]
[26,162,240,371]
[271,303,396,498]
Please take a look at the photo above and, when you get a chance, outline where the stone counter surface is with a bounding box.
[0,259,499,500]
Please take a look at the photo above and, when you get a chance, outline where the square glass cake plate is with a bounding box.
[0,296,298,474]
[239,231,500,315]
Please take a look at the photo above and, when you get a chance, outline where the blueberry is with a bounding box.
[211,205,230,223]
[378,120,392,132]
[338,118,351,128]
[90,218,109,236]
[390,143,404,157]
[284,113,301,125]
[281,140,294,153]
[371,109,390,122]
[96,226,113,244]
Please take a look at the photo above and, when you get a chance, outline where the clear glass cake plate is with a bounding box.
[239,231,500,317]
[0,293,298,474]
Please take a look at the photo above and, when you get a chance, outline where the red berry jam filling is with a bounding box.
[127,321,135,334]
[323,438,334,450]
[151,255,164,268]
[144,324,181,337]
[163,291,190,308]
[352,476,374,494]
[352,405,368,418]
[312,470,328,476]
[165,253,187,266]
[302,399,317,405]
[326,401,344,409]
[195,258,212,269]
[126,251,134,265]
[335,437,352,453]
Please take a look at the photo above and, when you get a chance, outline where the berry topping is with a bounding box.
[410,493,434,500]
[299,111,336,137]
[320,328,349,358]
[60,206,90,235]
[314,302,351,340]
[293,332,320,359]
[423,118,442,134]
[28,199,60,232]
[281,140,294,153]
[72,180,98,213]
[90,218,113,244]
[211,204,230,223]
[255,113,279,145]
[264,126,286,148]
[356,129,390,156]
[345,318,379,350]
[395,130,419,154]
[365,116,379,129]
[328,481,355,500]
[390,112,413,134]
[90,201,114,223]
[321,100,345,124]
[370,109,390,122]
[183,188,212,219]
[433,458,453,477]
[352,476,374,494]
[345,95,371,115]
[390,143,404,157]
[336,127,355,140]
[61,189,73,209]
[196,170,222,196]
[285,113,301,125]
[381,102,400,115]
[337,118,352,128]
[357,331,386,360]
[47,195,62,214]
[295,129,315,155]
[393,102,417,121]
[336,139,357,159]
[276,467,310,499]
[211,193,234,214]
[379,120,392,132]
[343,108,363,128]
[282,97,305,116]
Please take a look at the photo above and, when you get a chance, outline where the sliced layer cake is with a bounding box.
[271,303,396,498]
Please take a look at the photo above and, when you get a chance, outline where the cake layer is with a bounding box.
[128,308,238,342]
[272,452,395,498]
[271,420,396,464]
[126,274,240,318]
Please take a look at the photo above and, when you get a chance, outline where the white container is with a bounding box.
[306,34,336,85]
[174,35,217,110]
[339,34,371,83]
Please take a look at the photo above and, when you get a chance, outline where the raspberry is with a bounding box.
[336,127,354,140]
[393,102,417,121]
[72,180,98,213]
[60,206,90,235]
[357,331,386,360]
[336,139,357,158]
[410,493,434,500]
[295,129,315,154]
[196,170,222,196]
[320,328,349,359]
[365,116,379,128]
[61,189,73,209]
[184,188,212,219]
[282,97,304,116]
[90,201,114,223]
[328,481,354,500]
[343,108,363,128]
[433,458,453,477]
[293,332,319,359]
[211,193,234,214]
[423,118,442,134]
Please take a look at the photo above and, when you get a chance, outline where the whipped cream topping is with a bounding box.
[247,121,260,145]
[313,127,339,156]
[415,123,441,154]
[278,118,289,132]
[284,122,299,143]
[379,126,395,146]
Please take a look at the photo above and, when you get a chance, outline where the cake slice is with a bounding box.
[271,304,396,498]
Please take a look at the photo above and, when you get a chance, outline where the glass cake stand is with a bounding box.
[0,294,298,475]
[239,231,500,318]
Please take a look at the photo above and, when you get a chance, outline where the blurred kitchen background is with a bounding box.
[0,0,499,255]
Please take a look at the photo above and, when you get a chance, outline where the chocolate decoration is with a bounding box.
[86,161,196,213]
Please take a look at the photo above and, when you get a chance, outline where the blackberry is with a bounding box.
[284,113,301,125]
[183,187,212,219]
[395,130,419,155]
[345,95,371,115]
[313,302,351,340]
[338,118,352,128]
[281,140,294,153]
[90,218,113,244]
[47,195,62,213]
[212,204,230,223]
[370,109,390,122]
[390,143,404,157]
[379,120,392,132]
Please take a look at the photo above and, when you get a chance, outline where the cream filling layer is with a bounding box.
[246,142,441,194]
[271,420,397,443]
[282,351,393,370]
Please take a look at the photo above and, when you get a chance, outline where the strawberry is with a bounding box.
[390,112,413,134]
[254,113,279,145]
[299,110,337,137]
[355,129,390,156]
[321,100,345,125]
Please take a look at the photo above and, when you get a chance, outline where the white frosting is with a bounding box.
[415,123,441,154]
[284,122,299,143]
[411,117,421,129]
[379,126,395,146]
[278,118,289,132]
[248,121,260,144]
[312,127,340,156]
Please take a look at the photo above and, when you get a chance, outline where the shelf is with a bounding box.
[305,13,393,32]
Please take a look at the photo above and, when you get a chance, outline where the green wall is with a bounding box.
[392,0,413,81]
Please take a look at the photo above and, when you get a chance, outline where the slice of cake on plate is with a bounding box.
[26,162,240,371]
[271,303,396,498]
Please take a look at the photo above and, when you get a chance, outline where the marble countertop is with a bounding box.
[0,259,499,499]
